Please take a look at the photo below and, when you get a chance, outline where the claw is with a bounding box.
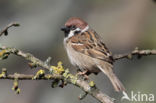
[76,70,89,80]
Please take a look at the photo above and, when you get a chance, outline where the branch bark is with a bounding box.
[0,23,19,36]
[0,73,62,80]
[0,45,114,103]
[113,47,156,60]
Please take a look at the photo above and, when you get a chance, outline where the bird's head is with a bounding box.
[61,17,89,38]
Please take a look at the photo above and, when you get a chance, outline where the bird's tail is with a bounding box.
[97,62,125,92]
[107,71,125,92]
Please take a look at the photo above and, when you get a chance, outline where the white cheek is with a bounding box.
[64,31,74,42]
[81,25,89,33]
[68,30,75,38]
[65,28,81,39]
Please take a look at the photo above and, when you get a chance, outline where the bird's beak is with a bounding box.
[61,26,67,31]
[60,26,70,33]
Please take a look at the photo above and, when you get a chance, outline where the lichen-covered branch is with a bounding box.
[113,47,156,60]
[0,45,114,103]
[0,45,51,71]
[73,79,114,103]
[0,68,114,103]
[0,73,62,80]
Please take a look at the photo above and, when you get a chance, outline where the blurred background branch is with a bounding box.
[0,23,19,36]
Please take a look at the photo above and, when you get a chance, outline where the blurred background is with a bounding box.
[0,0,156,103]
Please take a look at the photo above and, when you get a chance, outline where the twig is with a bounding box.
[113,47,156,60]
[0,23,20,36]
[0,73,62,80]
[0,46,51,70]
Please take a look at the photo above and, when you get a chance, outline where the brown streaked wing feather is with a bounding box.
[70,29,113,63]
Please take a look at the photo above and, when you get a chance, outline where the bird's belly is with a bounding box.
[65,45,100,73]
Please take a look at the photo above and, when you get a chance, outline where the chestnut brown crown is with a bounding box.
[61,17,88,37]
[65,17,88,30]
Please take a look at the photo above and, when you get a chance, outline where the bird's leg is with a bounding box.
[76,68,82,73]
[76,70,89,80]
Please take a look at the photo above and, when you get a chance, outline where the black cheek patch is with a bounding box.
[64,30,70,37]
[74,30,81,34]
[64,32,68,37]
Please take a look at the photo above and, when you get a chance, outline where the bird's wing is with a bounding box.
[70,29,113,63]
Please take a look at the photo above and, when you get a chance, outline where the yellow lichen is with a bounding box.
[0,73,4,78]
[50,62,77,84]
[0,68,7,78]
[33,69,45,79]
[89,81,95,87]
[63,69,77,84]
[0,74,3,78]
[0,50,7,57]
[12,78,20,94]
[63,69,69,77]
[0,49,9,60]
[38,69,45,74]
[70,75,77,84]
[50,61,64,75]
[127,54,132,59]
[45,74,52,79]
[15,88,20,94]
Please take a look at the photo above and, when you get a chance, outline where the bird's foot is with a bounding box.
[76,70,89,80]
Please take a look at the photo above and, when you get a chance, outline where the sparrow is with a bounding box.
[61,17,125,92]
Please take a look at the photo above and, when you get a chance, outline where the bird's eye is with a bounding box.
[71,25,76,30]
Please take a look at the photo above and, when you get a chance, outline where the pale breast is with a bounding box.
[64,39,100,73]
